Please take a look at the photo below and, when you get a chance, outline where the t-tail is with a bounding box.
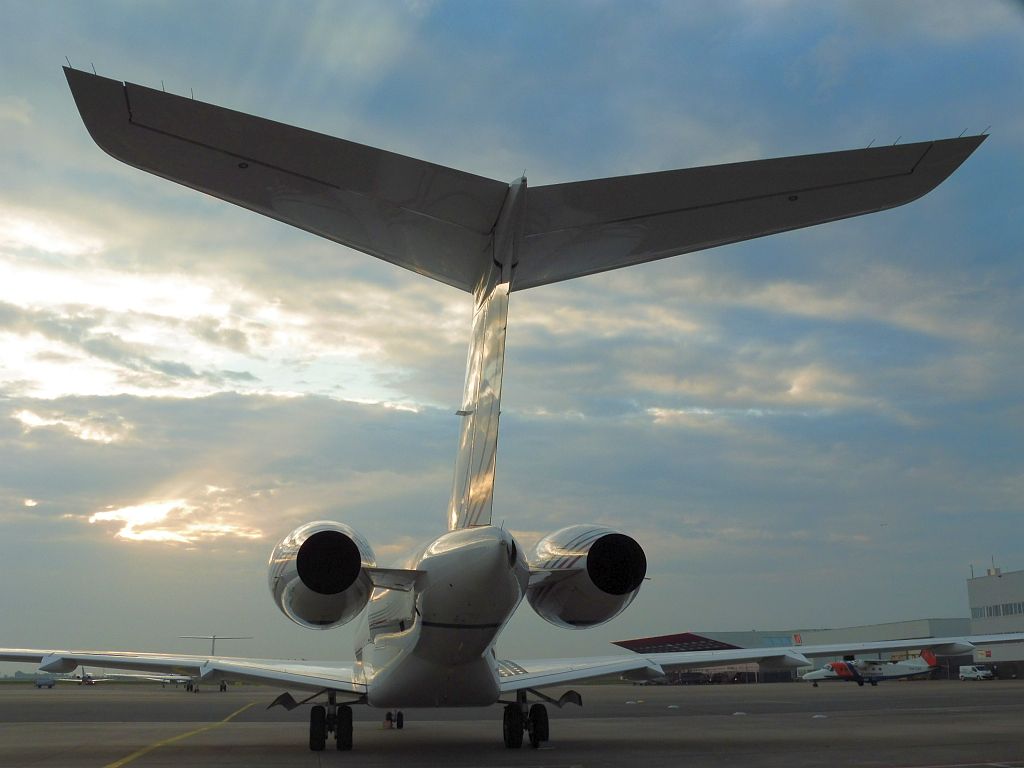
[447,181,523,530]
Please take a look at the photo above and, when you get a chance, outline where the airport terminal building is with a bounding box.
[618,565,1024,680]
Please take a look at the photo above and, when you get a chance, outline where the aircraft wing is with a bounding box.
[0,649,364,694]
[514,135,984,289]
[499,632,1024,692]
[65,68,983,295]
[498,648,812,692]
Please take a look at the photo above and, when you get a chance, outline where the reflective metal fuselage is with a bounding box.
[354,526,528,707]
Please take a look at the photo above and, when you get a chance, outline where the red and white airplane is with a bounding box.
[3,68,1019,753]
[803,650,940,687]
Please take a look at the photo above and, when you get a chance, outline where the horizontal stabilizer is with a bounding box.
[514,136,985,289]
[64,68,506,292]
[65,68,984,295]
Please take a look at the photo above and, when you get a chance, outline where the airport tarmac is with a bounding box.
[0,680,1021,767]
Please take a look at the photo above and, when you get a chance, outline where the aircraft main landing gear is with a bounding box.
[502,703,523,748]
[309,705,326,751]
[528,703,549,748]
[503,691,549,749]
[309,691,353,751]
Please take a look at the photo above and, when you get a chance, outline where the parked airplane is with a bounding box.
[51,667,194,687]
[0,68,1009,752]
[103,671,196,687]
[55,668,108,685]
[803,650,939,686]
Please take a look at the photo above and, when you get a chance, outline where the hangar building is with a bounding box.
[618,566,1024,681]
[615,618,974,681]
[968,565,1024,677]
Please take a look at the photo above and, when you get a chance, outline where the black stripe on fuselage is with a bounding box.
[421,620,503,630]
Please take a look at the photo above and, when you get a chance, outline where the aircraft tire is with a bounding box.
[336,705,353,751]
[503,704,523,748]
[396,711,404,729]
[528,704,548,748]
[309,705,327,751]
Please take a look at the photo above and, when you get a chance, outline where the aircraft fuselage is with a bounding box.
[355,526,528,707]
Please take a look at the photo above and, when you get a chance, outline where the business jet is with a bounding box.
[1,68,1015,752]
[803,649,940,686]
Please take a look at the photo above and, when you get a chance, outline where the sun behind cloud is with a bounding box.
[89,497,263,544]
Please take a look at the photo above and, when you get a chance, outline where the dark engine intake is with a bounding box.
[268,521,375,629]
[527,524,647,629]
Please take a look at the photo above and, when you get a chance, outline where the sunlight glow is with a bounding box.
[0,207,103,256]
[88,498,264,544]
[0,255,227,319]
[13,409,125,443]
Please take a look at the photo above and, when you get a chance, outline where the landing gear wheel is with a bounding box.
[869,680,877,687]
[812,682,818,688]
[219,681,227,692]
[309,705,327,751]
[528,703,548,748]
[335,705,353,751]
[395,711,404,729]
[502,703,523,748]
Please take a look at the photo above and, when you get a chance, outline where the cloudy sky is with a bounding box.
[1,1,1022,668]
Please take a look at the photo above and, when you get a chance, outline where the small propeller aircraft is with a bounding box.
[803,649,940,687]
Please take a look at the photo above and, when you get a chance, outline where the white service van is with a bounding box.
[958,665,994,680]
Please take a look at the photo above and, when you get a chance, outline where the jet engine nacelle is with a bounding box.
[268,521,376,630]
[527,524,647,629]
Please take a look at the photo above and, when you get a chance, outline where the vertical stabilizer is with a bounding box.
[448,180,525,529]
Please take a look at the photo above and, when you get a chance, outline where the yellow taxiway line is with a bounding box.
[103,700,257,768]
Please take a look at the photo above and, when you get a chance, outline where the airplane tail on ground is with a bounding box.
[919,649,939,667]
